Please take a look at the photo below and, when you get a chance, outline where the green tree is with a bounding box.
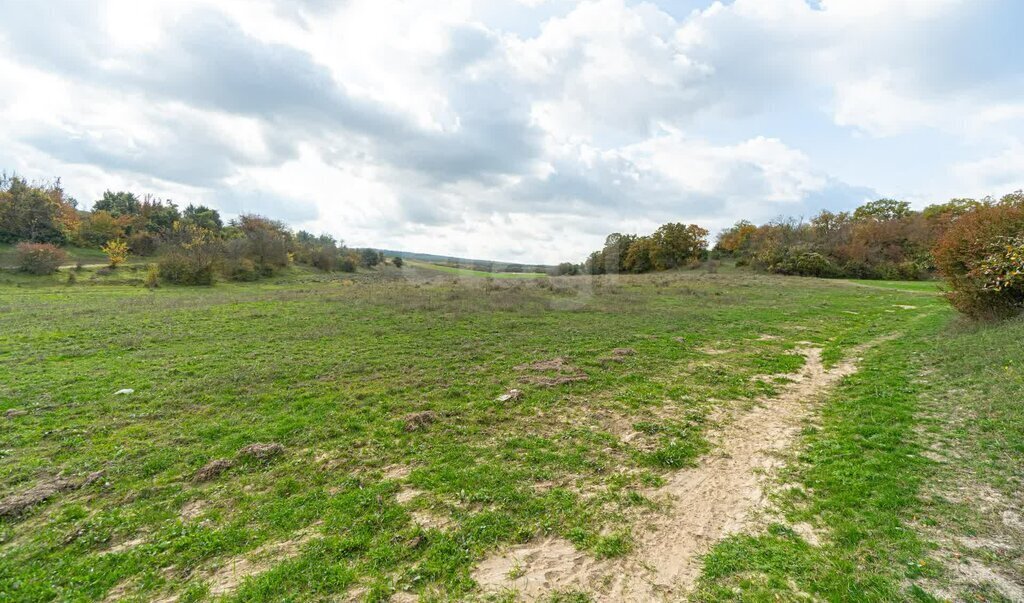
[624,236,656,273]
[601,233,637,273]
[93,191,141,217]
[392,255,404,268]
[0,176,79,244]
[182,204,223,232]
[853,198,912,222]
[651,223,708,269]
[137,198,180,234]
[76,210,127,248]
[230,215,290,275]
[360,248,381,268]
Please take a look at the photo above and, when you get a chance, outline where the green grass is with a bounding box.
[846,279,942,293]
[0,267,1017,602]
[695,307,1024,601]
[404,260,547,279]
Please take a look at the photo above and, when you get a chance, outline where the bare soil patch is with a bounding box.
[516,357,589,387]
[202,530,318,597]
[403,411,438,432]
[474,345,866,601]
[193,459,233,482]
[0,471,103,518]
[237,442,285,461]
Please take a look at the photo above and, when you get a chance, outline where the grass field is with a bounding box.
[404,260,548,279]
[0,268,1020,602]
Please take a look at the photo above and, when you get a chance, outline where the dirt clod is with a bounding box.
[497,389,524,402]
[403,411,438,432]
[0,477,78,518]
[516,357,588,387]
[611,348,636,357]
[194,459,234,482]
[4,409,27,419]
[238,443,286,461]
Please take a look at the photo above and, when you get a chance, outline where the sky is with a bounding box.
[0,0,1022,264]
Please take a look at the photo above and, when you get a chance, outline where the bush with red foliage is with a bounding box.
[933,200,1024,319]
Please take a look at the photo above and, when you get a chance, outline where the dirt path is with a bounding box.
[473,344,872,601]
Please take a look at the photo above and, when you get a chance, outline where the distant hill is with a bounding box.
[375,249,554,274]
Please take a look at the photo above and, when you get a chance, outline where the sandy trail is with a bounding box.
[473,344,870,601]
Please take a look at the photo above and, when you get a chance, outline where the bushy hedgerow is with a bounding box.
[14,242,67,275]
[157,251,217,285]
[934,202,1024,319]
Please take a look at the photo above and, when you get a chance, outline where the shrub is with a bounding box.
[933,202,1024,318]
[158,251,216,285]
[144,264,159,289]
[15,242,66,275]
[338,255,357,273]
[222,257,259,282]
[101,239,129,267]
[310,246,338,272]
[127,231,160,256]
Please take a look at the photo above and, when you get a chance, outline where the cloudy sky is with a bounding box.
[1,0,1022,263]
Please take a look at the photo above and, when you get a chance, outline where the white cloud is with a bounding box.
[0,0,1020,262]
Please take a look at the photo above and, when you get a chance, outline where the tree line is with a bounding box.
[0,174,396,283]
[581,194,1023,318]
[3,172,1022,318]
[579,223,710,275]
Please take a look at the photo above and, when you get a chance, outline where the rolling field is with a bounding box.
[403,261,548,279]
[0,268,1021,602]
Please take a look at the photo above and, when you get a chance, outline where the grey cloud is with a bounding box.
[23,116,269,187]
[444,24,499,69]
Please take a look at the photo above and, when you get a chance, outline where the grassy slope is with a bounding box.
[0,271,937,602]
[404,260,547,279]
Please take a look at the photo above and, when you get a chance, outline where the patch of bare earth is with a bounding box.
[516,357,589,387]
[0,471,104,518]
[474,345,867,601]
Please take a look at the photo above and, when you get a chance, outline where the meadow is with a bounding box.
[0,265,1020,602]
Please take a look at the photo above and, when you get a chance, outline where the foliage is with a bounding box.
[229,215,290,277]
[144,264,159,289]
[157,224,220,285]
[0,176,79,244]
[651,223,709,269]
[933,200,1024,318]
[360,248,381,268]
[127,230,161,256]
[712,196,1017,281]
[93,190,141,216]
[852,198,912,221]
[392,255,404,268]
[586,225,706,275]
[338,253,357,273]
[101,239,130,267]
[978,235,1024,293]
[75,210,127,248]
[136,197,180,235]
[14,242,66,274]
[182,204,223,232]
